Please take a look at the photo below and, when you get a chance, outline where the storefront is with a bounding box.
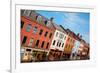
[21,47,48,62]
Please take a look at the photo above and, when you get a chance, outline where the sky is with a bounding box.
[36,10,90,43]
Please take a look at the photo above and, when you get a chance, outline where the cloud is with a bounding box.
[62,13,89,43]
[63,13,87,26]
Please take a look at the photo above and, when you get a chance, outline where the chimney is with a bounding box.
[77,33,80,37]
[50,17,54,23]
[80,35,82,38]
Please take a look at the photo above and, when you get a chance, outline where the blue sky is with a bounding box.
[36,10,90,43]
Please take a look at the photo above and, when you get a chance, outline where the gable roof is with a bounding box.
[53,24,66,34]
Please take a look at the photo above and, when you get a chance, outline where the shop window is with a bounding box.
[26,49,31,52]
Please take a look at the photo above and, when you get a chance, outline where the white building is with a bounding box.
[50,24,68,51]
[70,40,80,59]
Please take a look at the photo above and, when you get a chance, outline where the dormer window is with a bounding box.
[44,20,48,25]
[23,10,31,17]
[36,15,42,23]
[46,20,52,27]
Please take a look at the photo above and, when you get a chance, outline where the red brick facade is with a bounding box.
[21,16,54,50]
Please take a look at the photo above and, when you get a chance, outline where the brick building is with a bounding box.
[21,10,55,50]
[21,10,55,62]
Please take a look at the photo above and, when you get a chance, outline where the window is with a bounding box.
[21,10,25,15]
[44,20,48,25]
[22,36,27,45]
[59,42,61,47]
[67,38,70,41]
[21,20,24,29]
[46,20,51,27]
[36,15,42,23]
[49,33,52,38]
[62,43,64,47]
[66,44,68,48]
[46,42,49,49]
[30,11,36,20]
[68,45,70,50]
[26,24,32,32]
[35,40,40,47]
[64,36,66,40]
[39,29,43,35]
[44,31,48,37]
[26,49,31,52]
[70,39,73,43]
[21,48,25,60]
[41,41,45,48]
[56,32,58,37]
[57,41,59,46]
[28,38,34,47]
[33,26,37,34]
[24,10,31,16]
[53,40,56,45]
[59,33,64,39]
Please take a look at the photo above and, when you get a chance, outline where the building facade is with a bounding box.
[50,24,67,51]
[21,10,56,62]
[63,29,76,58]
[77,40,89,60]
[21,10,55,50]
[70,37,81,60]
[20,10,90,62]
